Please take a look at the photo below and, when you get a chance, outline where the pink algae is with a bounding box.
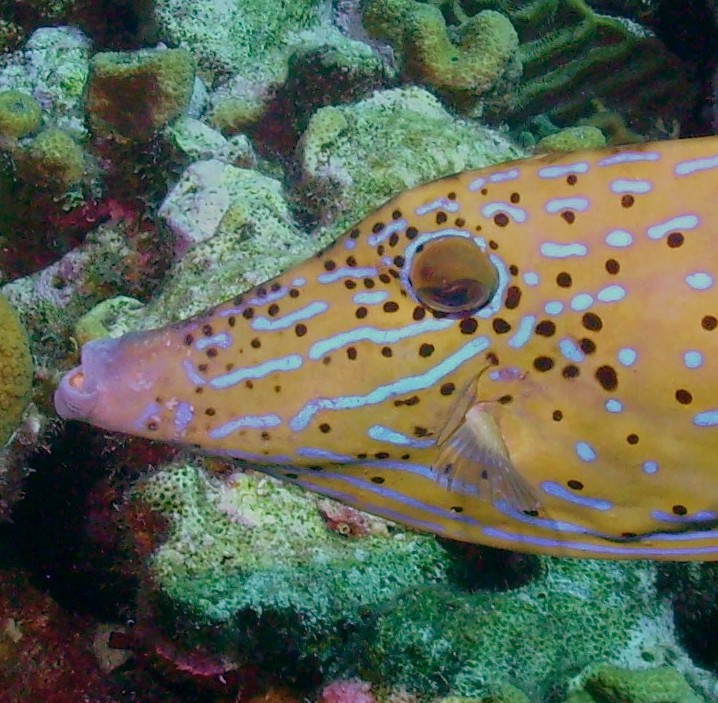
[318,678,377,703]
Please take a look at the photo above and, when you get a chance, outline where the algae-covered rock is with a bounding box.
[86,47,195,141]
[0,27,91,134]
[0,90,41,139]
[0,293,32,446]
[153,0,326,82]
[154,160,314,323]
[131,461,448,675]
[298,86,524,236]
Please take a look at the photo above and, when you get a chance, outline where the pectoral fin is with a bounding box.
[432,390,542,516]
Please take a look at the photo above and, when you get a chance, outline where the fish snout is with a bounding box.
[54,336,120,421]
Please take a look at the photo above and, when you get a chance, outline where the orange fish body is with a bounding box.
[55,136,718,559]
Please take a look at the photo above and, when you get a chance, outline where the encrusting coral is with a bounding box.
[0,293,32,447]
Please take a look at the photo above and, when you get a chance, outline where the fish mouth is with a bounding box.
[54,337,115,420]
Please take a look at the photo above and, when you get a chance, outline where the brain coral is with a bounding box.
[0,294,32,446]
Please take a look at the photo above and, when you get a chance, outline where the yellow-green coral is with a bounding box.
[535,125,606,152]
[0,90,42,140]
[363,0,519,105]
[0,294,32,446]
[15,128,85,190]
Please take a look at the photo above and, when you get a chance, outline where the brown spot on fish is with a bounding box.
[324,260,336,271]
[621,194,635,207]
[494,212,509,227]
[562,365,580,378]
[345,280,357,289]
[460,318,478,335]
[319,423,331,433]
[561,211,575,224]
[510,192,520,203]
[566,174,577,185]
[534,356,554,371]
[595,365,618,391]
[505,285,522,309]
[440,382,455,396]
[580,338,596,354]
[356,307,368,319]
[381,346,392,357]
[295,324,307,337]
[676,388,693,404]
[419,343,434,357]
[552,410,563,421]
[556,272,572,287]
[406,226,419,240]
[413,306,426,321]
[371,476,385,484]
[347,347,357,360]
[605,259,620,275]
[492,318,511,334]
[627,433,639,444]
[436,212,447,225]
[702,315,718,330]
[673,504,688,516]
[667,232,684,248]
[535,320,556,336]
[394,395,420,407]
[383,301,399,313]
[567,479,583,490]
[582,312,603,331]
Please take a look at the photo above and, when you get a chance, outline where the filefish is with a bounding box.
[55,136,718,560]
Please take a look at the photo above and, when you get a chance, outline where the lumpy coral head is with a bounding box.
[0,294,32,446]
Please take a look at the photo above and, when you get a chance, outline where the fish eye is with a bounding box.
[409,236,498,315]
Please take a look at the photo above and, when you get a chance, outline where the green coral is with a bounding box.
[0,293,32,447]
[333,558,677,698]
[363,0,520,107]
[133,461,448,673]
[72,296,145,346]
[582,665,704,703]
[85,47,195,141]
[0,90,41,140]
[535,125,606,152]
[14,127,84,190]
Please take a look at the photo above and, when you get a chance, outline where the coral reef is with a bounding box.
[362,0,520,110]
[333,558,710,699]
[298,86,524,235]
[14,126,85,190]
[580,664,705,703]
[0,293,32,447]
[455,0,695,136]
[0,0,715,700]
[0,89,41,139]
[130,461,448,679]
[0,569,121,702]
[85,47,196,141]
